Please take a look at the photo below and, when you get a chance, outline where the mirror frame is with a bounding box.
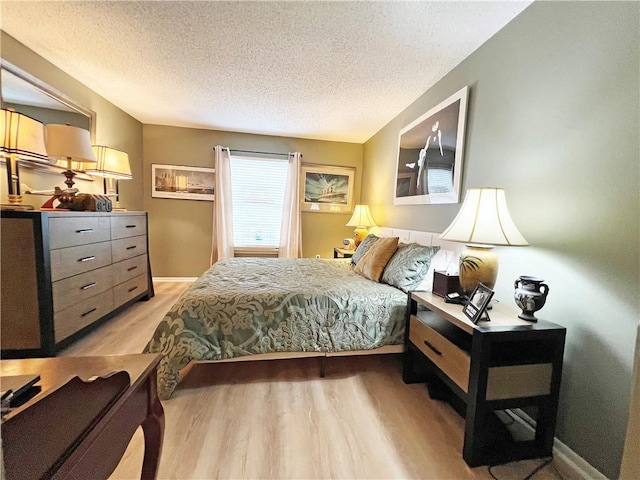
[1,58,96,179]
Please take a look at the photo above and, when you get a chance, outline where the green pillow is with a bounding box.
[351,234,379,265]
[381,243,440,292]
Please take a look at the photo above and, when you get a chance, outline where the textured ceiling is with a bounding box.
[0,1,531,143]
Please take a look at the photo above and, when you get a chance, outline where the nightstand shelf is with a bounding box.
[333,247,355,259]
[403,292,566,467]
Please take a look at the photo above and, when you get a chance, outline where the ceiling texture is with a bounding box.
[1,1,531,143]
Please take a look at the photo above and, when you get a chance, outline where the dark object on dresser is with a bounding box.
[433,270,460,297]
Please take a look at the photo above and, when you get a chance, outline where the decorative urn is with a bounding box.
[514,276,549,322]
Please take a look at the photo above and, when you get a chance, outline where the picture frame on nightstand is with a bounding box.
[463,283,494,324]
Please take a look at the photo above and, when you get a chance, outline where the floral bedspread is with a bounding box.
[144,258,408,399]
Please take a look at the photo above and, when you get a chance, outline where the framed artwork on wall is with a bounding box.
[151,164,215,201]
[300,164,355,213]
[394,86,469,205]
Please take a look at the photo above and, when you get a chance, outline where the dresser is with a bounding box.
[403,292,565,467]
[1,211,153,358]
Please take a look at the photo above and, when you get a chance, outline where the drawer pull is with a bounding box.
[75,228,94,233]
[128,286,138,293]
[81,282,96,290]
[125,225,137,228]
[423,340,442,356]
[126,246,137,250]
[81,307,97,317]
[78,256,95,262]
[127,266,138,272]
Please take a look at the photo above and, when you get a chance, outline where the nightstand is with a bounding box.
[333,247,355,259]
[403,291,566,467]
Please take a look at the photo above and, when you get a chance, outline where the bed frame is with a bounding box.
[190,228,464,376]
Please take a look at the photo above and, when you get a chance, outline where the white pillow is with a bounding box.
[416,249,457,292]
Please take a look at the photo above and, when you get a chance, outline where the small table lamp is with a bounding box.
[440,188,528,295]
[346,204,377,247]
[0,109,49,209]
[87,145,132,210]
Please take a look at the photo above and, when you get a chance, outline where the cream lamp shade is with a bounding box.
[1,109,48,207]
[44,124,97,190]
[88,145,132,179]
[346,204,377,246]
[440,188,528,295]
[87,145,132,210]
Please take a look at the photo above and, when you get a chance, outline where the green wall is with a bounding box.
[0,33,144,211]
[143,124,362,277]
[362,2,639,477]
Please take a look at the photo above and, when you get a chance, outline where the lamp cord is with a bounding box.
[488,456,554,480]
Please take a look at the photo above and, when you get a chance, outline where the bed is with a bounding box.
[144,228,463,399]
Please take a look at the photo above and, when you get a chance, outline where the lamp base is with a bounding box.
[458,245,499,295]
[1,203,34,211]
[353,228,369,247]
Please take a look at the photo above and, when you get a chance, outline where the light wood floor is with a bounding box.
[60,282,564,480]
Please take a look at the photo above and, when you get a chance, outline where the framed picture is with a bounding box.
[463,283,494,324]
[394,86,469,205]
[152,164,215,201]
[300,164,355,213]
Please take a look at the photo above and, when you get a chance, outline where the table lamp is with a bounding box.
[87,145,132,210]
[44,124,97,209]
[0,109,48,209]
[346,204,377,247]
[439,187,528,295]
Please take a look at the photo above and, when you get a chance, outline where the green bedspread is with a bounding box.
[144,258,408,399]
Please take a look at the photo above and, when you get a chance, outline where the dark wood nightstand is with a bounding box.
[403,291,566,467]
[333,247,355,259]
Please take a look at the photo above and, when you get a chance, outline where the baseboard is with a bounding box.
[510,409,607,480]
[152,277,198,283]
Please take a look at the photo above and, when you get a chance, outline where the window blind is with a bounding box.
[230,155,288,248]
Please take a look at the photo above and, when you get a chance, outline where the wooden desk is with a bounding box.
[1,354,164,480]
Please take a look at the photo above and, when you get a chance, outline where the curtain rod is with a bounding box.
[222,148,302,158]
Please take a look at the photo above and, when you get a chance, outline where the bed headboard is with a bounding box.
[377,227,464,254]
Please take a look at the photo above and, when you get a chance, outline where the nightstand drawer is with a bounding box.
[52,265,114,313]
[49,216,111,249]
[50,242,113,282]
[409,315,470,392]
[112,235,148,263]
[111,215,147,240]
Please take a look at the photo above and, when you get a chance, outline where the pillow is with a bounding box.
[416,249,457,292]
[354,237,399,282]
[350,234,379,265]
[381,243,440,293]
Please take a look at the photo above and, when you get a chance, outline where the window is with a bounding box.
[230,155,289,249]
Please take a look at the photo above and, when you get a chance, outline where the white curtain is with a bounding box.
[211,146,234,264]
[278,152,302,258]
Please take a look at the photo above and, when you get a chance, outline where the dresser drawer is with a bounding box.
[54,289,114,343]
[49,216,111,249]
[111,215,147,240]
[52,265,114,313]
[113,254,148,286]
[409,315,470,392]
[50,242,112,282]
[112,235,147,263]
[113,273,148,308]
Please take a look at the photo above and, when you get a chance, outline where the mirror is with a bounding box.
[0,59,96,177]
